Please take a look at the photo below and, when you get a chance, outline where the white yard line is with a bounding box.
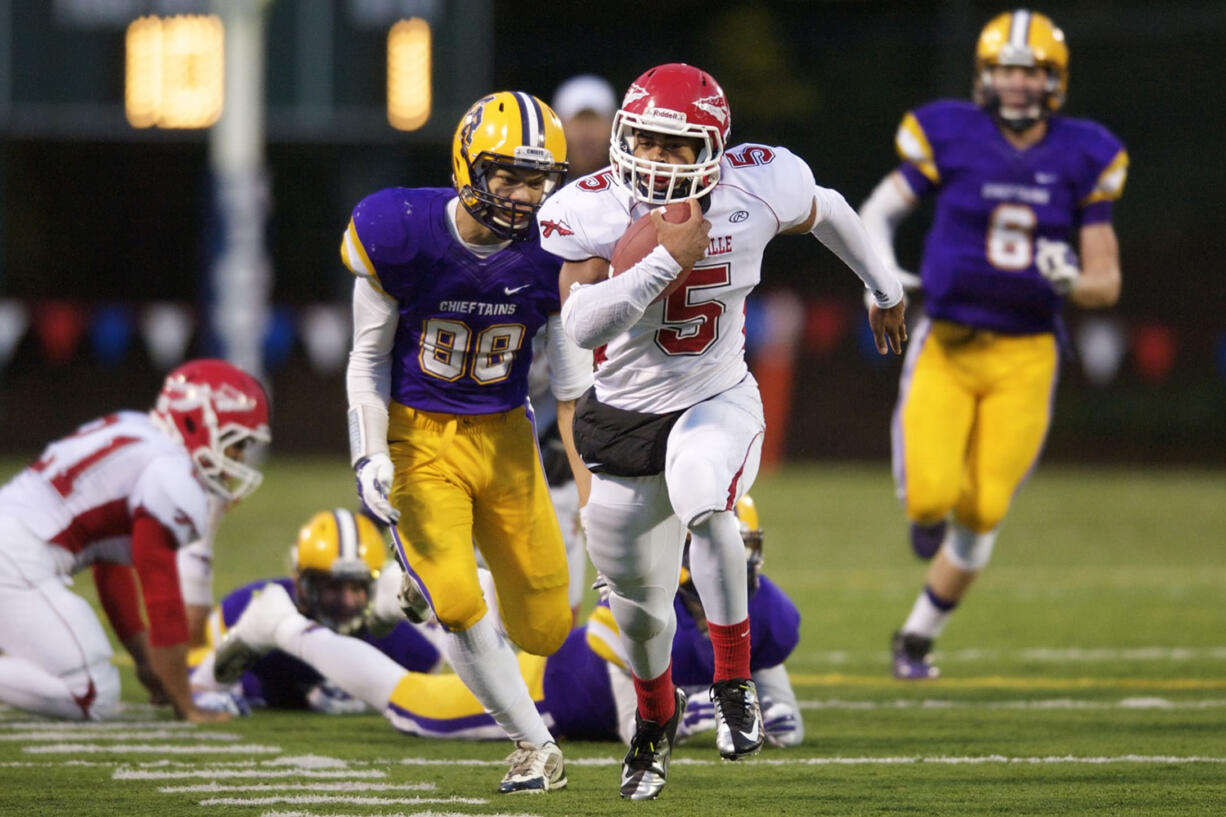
[24,742,280,754]
[160,782,435,793]
[0,729,241,741]
[0,720,197,730]
[258,812,540,817]
[199,795,487,807]
[397,754,1226,768]
[796,696,1226,710]
[117,768,387,780]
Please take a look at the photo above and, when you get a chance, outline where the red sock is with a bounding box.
[632,664,676,724]
[708,618,751,681]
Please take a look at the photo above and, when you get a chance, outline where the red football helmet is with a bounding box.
[610,63,731,203]
[151,358,271,502]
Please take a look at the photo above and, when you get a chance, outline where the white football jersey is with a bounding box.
[0,411,211,573]
[539,143,816,413]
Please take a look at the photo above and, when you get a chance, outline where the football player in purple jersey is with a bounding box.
[191,509,445,715]
[858,10,1128,680]
[203,495,803,749]
[337,91,593,794]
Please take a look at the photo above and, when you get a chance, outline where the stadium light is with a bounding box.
[387,18,431,131]
[125,15,225,130]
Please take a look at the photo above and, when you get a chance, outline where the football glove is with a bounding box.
[1035,237,1080,295]
[761,698,803,748]
[192,688,251,717]
[355,453,399,525]
[306,681,369,715]
[397,569,432,624]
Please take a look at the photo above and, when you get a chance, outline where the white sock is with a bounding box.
[686,510,749,626]
[276,622,404,708]
[444,612,552,747]
[901,587,956,640]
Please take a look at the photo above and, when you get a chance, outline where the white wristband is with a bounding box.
[347,403,389,466]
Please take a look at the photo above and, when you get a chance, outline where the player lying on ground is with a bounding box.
[188,508,444,714]
[199,496,803,748]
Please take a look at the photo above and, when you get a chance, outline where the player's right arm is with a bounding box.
[557,199,709,349]
[858,171,922,291]
[340,196,403,524]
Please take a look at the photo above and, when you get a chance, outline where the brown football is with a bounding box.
[609,201,694,303]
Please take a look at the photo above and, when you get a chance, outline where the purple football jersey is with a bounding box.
[348,187,563,413]
[898,101,1127,334]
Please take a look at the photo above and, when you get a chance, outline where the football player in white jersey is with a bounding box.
[0,359,269,721]
[537,62,907,800]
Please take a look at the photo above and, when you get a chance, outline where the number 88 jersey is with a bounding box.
[538,144,816,414]
[895,99,1127,334]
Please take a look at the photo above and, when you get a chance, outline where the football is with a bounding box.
[609,201,694,303]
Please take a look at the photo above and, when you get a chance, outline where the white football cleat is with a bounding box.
[213,582,298,684]
[497,740,567,794]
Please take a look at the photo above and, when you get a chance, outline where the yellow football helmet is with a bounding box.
[291,509,386,635]
[451,91,568,241]
[973,10,1069,130]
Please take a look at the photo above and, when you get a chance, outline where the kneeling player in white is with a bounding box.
[0,360,270,721]
[538,62,906,799]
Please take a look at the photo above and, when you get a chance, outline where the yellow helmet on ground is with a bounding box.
[451,91,569,240]
[973,10,1068,129]
[291,508,386,635]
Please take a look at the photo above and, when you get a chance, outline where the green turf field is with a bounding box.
[2,458,1224,816]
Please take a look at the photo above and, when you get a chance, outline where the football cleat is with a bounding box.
[213,582,298,684]
[621,687,687,800]
[910,520,947,560]
[710,678,764,760]
[892,630,940,680]
[497,740,567,794]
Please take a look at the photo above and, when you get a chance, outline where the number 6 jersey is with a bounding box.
[537,145,816,414]
[895,99,1128,334]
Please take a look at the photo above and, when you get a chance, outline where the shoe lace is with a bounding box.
[625,718,666,772]
[712,680,755,732]
[504,742,540,779]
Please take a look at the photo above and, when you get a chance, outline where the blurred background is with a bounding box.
[1,0,1222,466]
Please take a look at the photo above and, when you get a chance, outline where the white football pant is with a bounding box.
[0,516,120,720]
[585,377,764,682]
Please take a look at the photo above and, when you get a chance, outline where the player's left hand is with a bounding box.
[869,300,908,355]
[1035,237,1080,295]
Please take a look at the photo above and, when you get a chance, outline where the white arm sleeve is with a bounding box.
[560,244,682,349]
[857,173,918,275]
[543,313,594,400]
[346,276,398,465]
[176,538,214,607]
[811,184,905,308]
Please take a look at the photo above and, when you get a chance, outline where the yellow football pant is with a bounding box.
[387,401,570,656]
[897,320,1058,533]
